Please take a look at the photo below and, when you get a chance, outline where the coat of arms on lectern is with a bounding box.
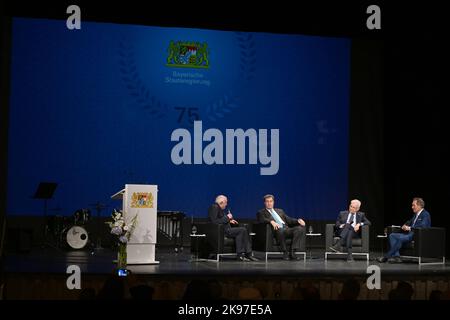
[131,192,153,208]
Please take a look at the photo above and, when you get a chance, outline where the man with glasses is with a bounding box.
[329,199,371,261]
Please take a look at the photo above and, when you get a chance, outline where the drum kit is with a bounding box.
[46,205,105,250]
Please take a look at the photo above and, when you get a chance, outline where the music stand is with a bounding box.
[90,202,109,250]
[33,182,57,247]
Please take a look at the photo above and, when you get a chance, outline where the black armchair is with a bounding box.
[325,224,370,260]
[387,226,446,265]
[252,223,306,261]
[195,222,252,262]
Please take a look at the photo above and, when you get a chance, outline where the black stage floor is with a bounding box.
[3,247,450,279]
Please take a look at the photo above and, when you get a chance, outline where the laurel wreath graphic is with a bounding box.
[236,32,257,81]
[119,32,256,122]
[119,40,168,118]
[206,32,256,121]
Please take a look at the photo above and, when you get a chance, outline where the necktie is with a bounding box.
[347,213,355,227]
[412,214,419,227]
[269,209,285,228]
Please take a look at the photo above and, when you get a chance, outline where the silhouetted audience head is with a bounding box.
[442,290,450,300]
[78,288,96,300]
[97,275,125,300]
[292,281,320,300]
[429,290,443,300]
[130,285,155,300]
[207,280,224,300]
[339,279,360,300]
[183,280,212,300]
[290,280,321,300]
[254,281,268,300]
[238,287,262,300]
[301,286,321,300]
[389,281,414,300]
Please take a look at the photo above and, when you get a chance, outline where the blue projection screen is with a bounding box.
[7,18,350,219]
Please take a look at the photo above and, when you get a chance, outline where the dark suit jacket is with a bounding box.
[208,203,230,230]
[404,209,431,229]
[257,208,300,227]
[335,211,371,229]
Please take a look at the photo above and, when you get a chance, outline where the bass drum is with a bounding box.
[64,225,89,249]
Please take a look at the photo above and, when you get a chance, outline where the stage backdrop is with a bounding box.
[7,17,350,220]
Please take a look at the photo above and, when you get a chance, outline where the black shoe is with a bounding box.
[290,250,302,261]
[347,254,354,262]
[329,244,342,253]
[246,253,259,262]
[377,257,387,263]
[282,252,290,260]
[388,256,402,264]
[290,254,303,261]
[237,254,250,262]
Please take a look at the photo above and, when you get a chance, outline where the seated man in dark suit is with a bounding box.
[208,195,258,262]
[377,197,431,263]
[256,194,306,260]
[329,199,371,261]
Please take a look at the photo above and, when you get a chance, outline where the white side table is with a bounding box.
[306,233,322,259]
[190,234,206,261]
[377,234,388,256]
